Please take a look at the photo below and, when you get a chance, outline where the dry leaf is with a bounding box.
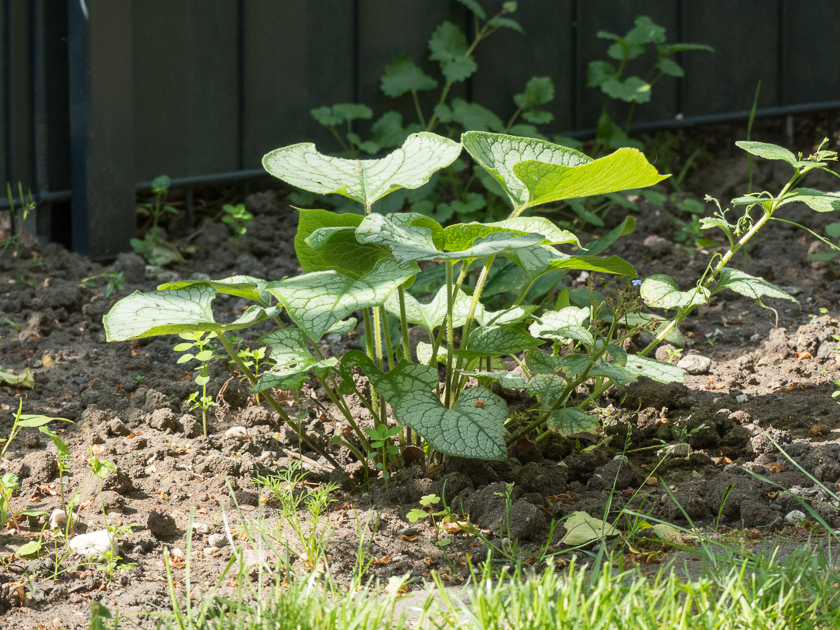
[645,477,659,487]
[196,508,208,515]
[548,494,575,505]
[768,462,785,473]
[715,456,733,466]
[809,425,823,437]
[372,555,390,566]
[41,354,53,367]
[401,535,418,543]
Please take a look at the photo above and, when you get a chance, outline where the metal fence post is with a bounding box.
[67,0,135,260]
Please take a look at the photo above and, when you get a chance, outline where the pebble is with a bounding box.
[169,547,186,561]
[203,547,217,556]
[676,354,712,375]
[784,510,806,523]
[399,527,419,537]
[735,394,748,403]
[224,426,248,440]
[207,533,228,548]
[192,522,211,535]
[69,530,116,559]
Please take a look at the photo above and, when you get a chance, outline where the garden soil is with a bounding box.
[0,123,839,628]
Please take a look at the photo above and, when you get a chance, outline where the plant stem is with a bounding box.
[411,90,427,128]
[217,332,343,470]
[444,262,456,408]
[380,306,396,371]
[398,286,411,361]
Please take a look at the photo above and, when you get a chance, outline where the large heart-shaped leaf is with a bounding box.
[443,217,581,249]
[355,213,546,264]
[514,148,668,208]
[619,355,685,384]
[267,259,419,341]
[158,275,269,304]
[548,408,600,436]
[462,131,667,210]
[104,285,280,342]
[340,350,439,402]
[462,131,591,208]
[252,329,338,392]
[393,388,508,460]
[529,307,592,347]
[640,275,709,310]
[713,268,798,303]
[263,133,462,208]
[294,208,386,277]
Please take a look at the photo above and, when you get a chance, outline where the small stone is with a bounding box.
[207,533,227,548]
[676,354,712,375]
[784,510,806,523]
[203,547,217,556]
[224,426,248,440]
[400,527,419,537]
[69,530,116,559]
[192,522,211,535]
[169,547,186,561]
[146,509,178,538]
[668,443,691,457]
[735,394,748,403]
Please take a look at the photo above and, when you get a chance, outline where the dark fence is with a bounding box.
[1,0,839,259]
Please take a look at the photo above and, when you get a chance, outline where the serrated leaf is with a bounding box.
[455,0,486,19]
[640,275,709,310]
[394,388,508,460]
[252,329,338,392]
[158,275,269,304]
[380,54,438,98]
[714,268,798,303]
[514,76,555,107]
[104,286,280,342]
[587,60,616,88]
[428,22,477,83]
[560,511,618,546]
[371,112,409,148]
[454,324,541,358]
[463,131,592,209]
[657,58,684,77]
[736,141,797,165]
[601,76,652,103]
[522,110,553,125]
[267,259,419,341]
[548,408,600,436]
[620,355,685,384]
[445,98,504,132]
[263,133,462,207]
[295,209,386,278]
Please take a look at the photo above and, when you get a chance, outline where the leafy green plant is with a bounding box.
[80,270,125,299]
[104,130,687,474]
[808,221,840,271]
[174,331,222,437]
[131,174,183,266]
[364,424,401,487]
[406,493,453,547]
[2,182,37,284]
[638,139,840,357]
[587,16,713,153]
[222,203,254,242]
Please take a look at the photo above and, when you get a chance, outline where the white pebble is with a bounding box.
[676,354,712,375]
[784,510,806,523]
[192,522,211,535]
[69,530,116,559]
[207,533,228,548]
[224,426,248,440]
[169,547,186,561]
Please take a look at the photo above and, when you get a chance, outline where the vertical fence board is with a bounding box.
[785,0,840,106]
[358,0,466,142]
[242,0,355,164]
[682,0,780,118]
[42,0,69,192]
[1,0,34,191]
[472,1,575,133]
[132,0,239,180]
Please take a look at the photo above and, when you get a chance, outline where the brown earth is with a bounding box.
[0,120,838,628]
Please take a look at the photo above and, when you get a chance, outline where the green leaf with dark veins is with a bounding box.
[383,285,474,332]
[454,324,541,359]
[104,285,280,342]
[548,408,600,435]
[158,275,269,304]
[548,253,637,277]
[267,259,419,341]
[620,355,685,384]
[529,307,591,345]
[713,268,798,303]
[779,189,840,213]
[393,388,508,460]
[445,217,581,249]
[640,274,709,310]
[263,133,462,207]
[252,329,338,393]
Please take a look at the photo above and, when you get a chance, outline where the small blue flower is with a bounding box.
[631,279,643,287]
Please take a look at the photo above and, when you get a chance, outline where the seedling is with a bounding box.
[222,203,254,242]
[365,425,401,486]
[131,175,183,266]
[174,331,222,437]
[80,270,125,299]
[2,182,37,284]
[406,493,453,547]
